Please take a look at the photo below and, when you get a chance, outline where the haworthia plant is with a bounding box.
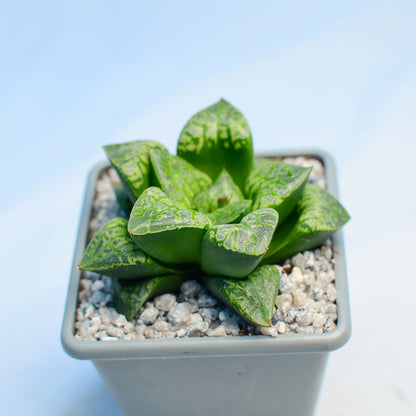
[245,159,312,223]
[113,275,187,321]
[202,265,280,327]
[177,99,253,191]
[200,209,278,278]
[207,200,252,226]
[78,99,350,327]
[78,218,174,279]
[103,140,167,204]
[262,185,350,264]
[128,187,211,264]
[150,148,212,209]
[193,170,244,213]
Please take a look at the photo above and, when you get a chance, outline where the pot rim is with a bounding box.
[61,149,351,360]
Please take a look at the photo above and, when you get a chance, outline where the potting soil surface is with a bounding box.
[75,157,339,340]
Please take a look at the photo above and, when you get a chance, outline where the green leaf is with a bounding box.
[262,185,351,264]
[177,99,253,191]
[245,159,312,223]
[150,148,212,209]
[113,275,187,321]
[207,200,252,225]
[193,170,244,213]
[78,218,174,279]
[103,140,167,204]
[128,187,211,264]
[200,209,278,278]
[202,265,280,327]
[112,180,133,216]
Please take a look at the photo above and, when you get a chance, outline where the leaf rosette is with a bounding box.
[78,99,350,327]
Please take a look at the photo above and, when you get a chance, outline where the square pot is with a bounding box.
[61,150,351,416]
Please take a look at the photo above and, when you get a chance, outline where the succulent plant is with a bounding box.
[78,99,350,327]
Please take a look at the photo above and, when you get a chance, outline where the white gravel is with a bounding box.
[74,158,341,341]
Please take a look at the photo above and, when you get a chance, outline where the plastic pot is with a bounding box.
[61,150,351,416]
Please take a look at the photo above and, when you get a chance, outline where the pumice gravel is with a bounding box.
[74,156,338,341]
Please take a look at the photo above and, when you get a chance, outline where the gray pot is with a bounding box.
[61,150,351,416]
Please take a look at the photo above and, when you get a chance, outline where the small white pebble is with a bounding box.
[144,327,163,339]
[187,313,203,325]
[323,246,332,261]
[154,294,176,312]
[324,318,337,332]
[183,301,198,313]
[91,280,105,292]
[79,279,93,292]
[207,325,227,337]
[313,287,324,301]
[312,313,327,328]
[197,291,218,307]
[304,251,315,269]
[90,291,107,306]
[188,321,209,337]
[140,305,159,325]
[223,319,240,335]
[106,325,124,338]
[135,324,146,336]
[296,326,314,334]
[292,289,308,307]
[112,314,127,328]
[280,301,292,315]
[260,326,277,337]
[275,293,293,308]
[291,254,306,272]
[78,326,89,338]
[167,303,190,326]
[317,271,332,286]
[76,308,85,322]
[290,267,307,284]
[199,308,219,323]
[315,300,328,313]
[124,322,134,334]
[219,310,230,321]
[152,319,170,332]
[95,330,107,340]
[181,280,203,298]
[325,284,338,302]
[295,309,313,327]
[276,321,287,334]
[176,328,187,338]
[84,305,94,319]
[327,303,337,314]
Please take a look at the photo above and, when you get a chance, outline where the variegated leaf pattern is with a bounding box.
[245,159,312,223]
[203,265,280,326]
[207,200,252,225]
[200,208,278,278]
[177,99,253,191]
[113,275,187,321]
[128,187,211,264]
[150,148,212,209]
[193,170,244,213]
[103,140,167,204]
[78,218,174,279]
[262,185,350,264]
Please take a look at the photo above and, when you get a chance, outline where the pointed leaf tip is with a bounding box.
[203,265,280,327]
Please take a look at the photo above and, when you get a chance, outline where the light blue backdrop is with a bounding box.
[1,1,415,415]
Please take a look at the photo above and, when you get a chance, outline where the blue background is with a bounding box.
[1,1,415,414]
